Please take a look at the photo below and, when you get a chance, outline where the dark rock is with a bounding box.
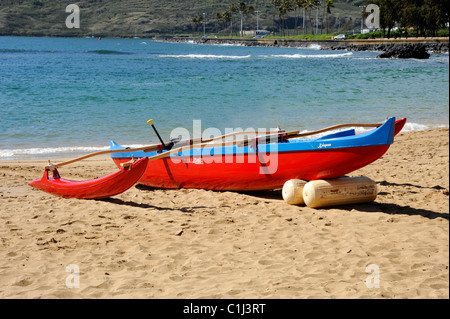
[377,44,430,59]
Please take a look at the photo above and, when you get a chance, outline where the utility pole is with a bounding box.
[203,12,206,37]
[359,5,365,33]
[256,10,260,31]
[337,14,340,33]
[303,8,305,34]
[315,7,319,35]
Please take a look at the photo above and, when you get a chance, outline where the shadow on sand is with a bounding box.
[98,184,448,221]
[238,189,449,221]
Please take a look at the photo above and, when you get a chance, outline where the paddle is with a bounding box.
[130,131,300,164]
[44,121,384,170]
[45,129,283,169]
[238,122,384,147]
[117,122,381,166]
[46,137,253,170]
[147,119,167,149]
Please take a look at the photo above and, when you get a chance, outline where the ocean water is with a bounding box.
[0,36,448,160]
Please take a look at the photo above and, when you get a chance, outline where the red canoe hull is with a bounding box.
[112,145,389,191]
[29,157,148,199]
[111,118,406,191]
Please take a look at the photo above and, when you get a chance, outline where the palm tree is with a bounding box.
[216,10,233,35]
[237,2,255,37]
[278,0,294,36]
[304,0,320,35]
[192,14,204,33]
[229,3,238,37]
[293,0,308,34]
[324,0,334,34]
[216,12,224,34]
[272,0,294,36]
[222,10,232,36]
[293,0,307,35]
[271,0,282,35]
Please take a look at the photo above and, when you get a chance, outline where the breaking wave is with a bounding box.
[160,52,354,60]
[266,52,354,59]
[0,144,145,160]
[160,54,251,59]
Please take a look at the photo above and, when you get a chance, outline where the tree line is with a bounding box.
[371,0,449,38]
[193,1,334,36]
[193,0,448,38]
[271,0,335,35]
[269,0,448,37]
[193,2,255,37]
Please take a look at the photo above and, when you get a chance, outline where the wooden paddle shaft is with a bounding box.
[138,123,373,164]
[292,122,381,138]
[47,121,384,169]
[240,122,383,146]
[47,130,281,169]
[125,138,258,164]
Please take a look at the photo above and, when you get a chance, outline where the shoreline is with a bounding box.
[154,36,449,53]
[1,35,448,53]
[3,128,448,165]
[0,127,448,298]
[1,125,449,163]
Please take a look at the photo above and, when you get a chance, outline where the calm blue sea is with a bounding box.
[0,36,448,160]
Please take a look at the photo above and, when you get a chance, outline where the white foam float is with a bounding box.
[282,176,378,208]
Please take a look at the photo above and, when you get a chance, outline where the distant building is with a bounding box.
[242,30,271,38]
[362,28,378,34]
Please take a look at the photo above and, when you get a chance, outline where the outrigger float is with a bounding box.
[29,117,406,205]
[29,157,149,199]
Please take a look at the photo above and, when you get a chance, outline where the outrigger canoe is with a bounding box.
[29,157,148,199]
[109,117,406,191]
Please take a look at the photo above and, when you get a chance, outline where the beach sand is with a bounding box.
[0,128,448,299]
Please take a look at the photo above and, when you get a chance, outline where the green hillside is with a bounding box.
[0,0,364,37]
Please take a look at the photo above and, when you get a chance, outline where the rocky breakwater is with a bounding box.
[376,43,431,59]
[325,41,448,56]
[155,36,449,57]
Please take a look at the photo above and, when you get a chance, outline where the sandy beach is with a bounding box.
[0,128,448,299]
